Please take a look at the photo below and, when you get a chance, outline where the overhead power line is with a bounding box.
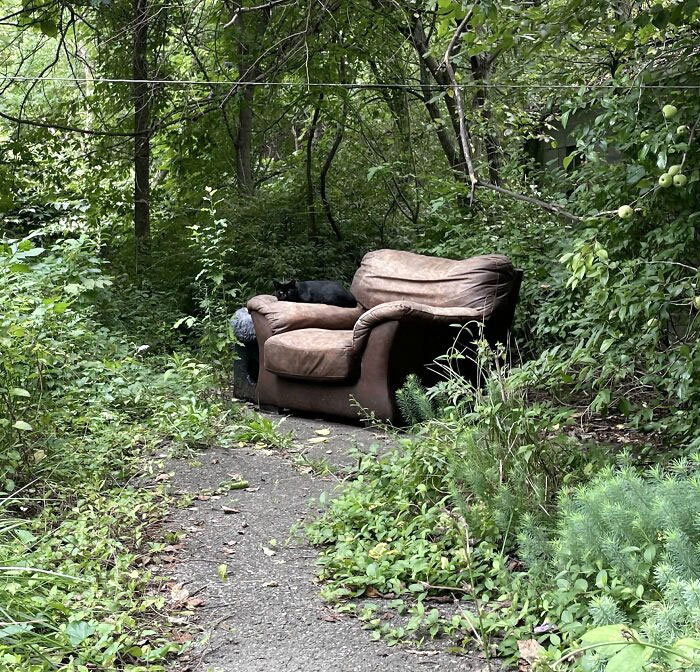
[1,75,700,90]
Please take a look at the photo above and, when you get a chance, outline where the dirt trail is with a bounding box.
[162,414,488,672]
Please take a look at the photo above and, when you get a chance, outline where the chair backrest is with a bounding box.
[350,249,517,314]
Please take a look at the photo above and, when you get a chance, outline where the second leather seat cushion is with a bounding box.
[264,328,357,381]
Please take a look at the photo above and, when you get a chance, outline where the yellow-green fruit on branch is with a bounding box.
[694,296,700,311]
[668,164,682,177]
[673,174,688,187]
[662,104,678,119]
[617,205,633,219]
[677,125,689,135]
[658,173,673,188]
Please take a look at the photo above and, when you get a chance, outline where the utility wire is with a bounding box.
[1,75,700,89]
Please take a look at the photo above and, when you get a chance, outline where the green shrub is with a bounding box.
[518,456,700,649]
[0,232,230,669]
[396,374,435,425]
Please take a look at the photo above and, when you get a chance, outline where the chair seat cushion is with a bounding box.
[264,328,356,381]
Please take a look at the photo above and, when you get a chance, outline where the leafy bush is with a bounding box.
[517,456,700,650]
[309,361,700,660]
[307,439,470,599]
[0,233,232,670]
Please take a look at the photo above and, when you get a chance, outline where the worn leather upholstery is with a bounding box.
[247,294,364,334]
[350,250,515,310]
[352,300,484,351]
[264,328,356,381]
[246,250,522,423]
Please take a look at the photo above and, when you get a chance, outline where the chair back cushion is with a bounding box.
[350,249,516,312]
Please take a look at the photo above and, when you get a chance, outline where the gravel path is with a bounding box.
[161,413,489,672]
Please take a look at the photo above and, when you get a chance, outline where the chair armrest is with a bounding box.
[352,300,483,350]
[247,294,365,335]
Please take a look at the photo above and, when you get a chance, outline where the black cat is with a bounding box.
[273,279,357,308]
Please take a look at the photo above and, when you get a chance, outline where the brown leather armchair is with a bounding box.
[247,250,522,424]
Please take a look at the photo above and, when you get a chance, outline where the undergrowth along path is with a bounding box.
[161,414,488,672]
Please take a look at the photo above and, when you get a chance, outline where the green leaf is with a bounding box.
[656,150,667,170]
[626,164,646,185]
[367,165,386,181]
[39,20,57,37]
[581,624,627,648]
[17,246,45,258]
[12,420,33,432]
[665,638,700,666]
[217,563,228,581]
[605,644,651,672]
[66,621,95,646]
[16,529,37,544]
[9,388,30,398]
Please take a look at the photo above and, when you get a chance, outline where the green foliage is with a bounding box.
[445,348,601,541]
[517,457,700,653]
[536,623,700,672]
[3,0,700,667]
[177,187,238,370]
[308,365,700,661]
[0,233,231,670]
[232,414,293,451]
[396,374,434,425]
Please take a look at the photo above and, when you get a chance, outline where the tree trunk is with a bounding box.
[233,9,270,194]
[133,0,150,250]
[235,83,255,193]
[320,96,346,241]
[470,55,502,185]
[305,97,322,237]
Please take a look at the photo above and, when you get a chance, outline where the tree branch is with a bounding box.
[224,0,294,28]
[476,180,581,221]
[0,109,143,136]
[443,10,478,201]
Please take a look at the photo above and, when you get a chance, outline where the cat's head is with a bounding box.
[273,279,299,302]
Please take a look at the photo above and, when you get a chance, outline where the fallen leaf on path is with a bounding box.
[172,631,194,644]
[314,428,331,436]
[221,506,240,514]
[262,581,278,588]
[217,564,228,582]
[262,546,276,557]
[307,437,329,444]
[154,473,171,483]
[518,639,545,671]
[317,607,342,622]
[170,583,190,604]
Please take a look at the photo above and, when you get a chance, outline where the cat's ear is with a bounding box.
[273,279,283,289]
